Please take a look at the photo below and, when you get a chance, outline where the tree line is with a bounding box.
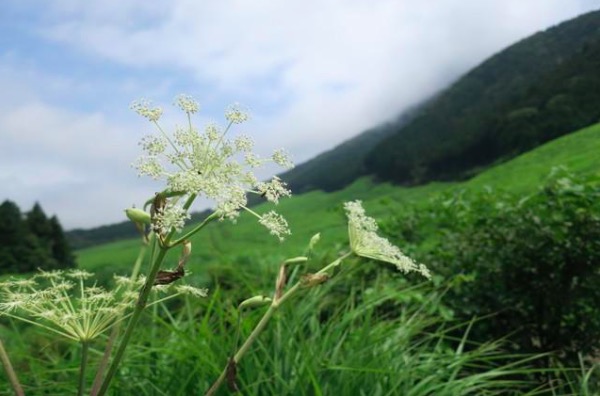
[0,200,75,275]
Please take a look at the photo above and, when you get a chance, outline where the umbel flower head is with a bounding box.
[131,95,294,240]
[344,201,431,279]
[0,269,207,342]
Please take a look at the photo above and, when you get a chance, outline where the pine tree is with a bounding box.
[26,202,53,250]
[49,215,76,269]
[0,200,26,273]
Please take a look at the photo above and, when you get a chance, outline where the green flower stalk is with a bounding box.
[344,200,431,278]
[206,204,431,394]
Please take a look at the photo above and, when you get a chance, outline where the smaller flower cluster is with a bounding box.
[0,269,207,342]
[344,201,431,279]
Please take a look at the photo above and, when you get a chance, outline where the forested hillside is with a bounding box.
[365,10,600,183]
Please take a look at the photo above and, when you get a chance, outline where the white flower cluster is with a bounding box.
[0,270,136,342]
[259,211,291,241]
[343,201,431,279]
[132,95,295,240]
[0,270,208,342]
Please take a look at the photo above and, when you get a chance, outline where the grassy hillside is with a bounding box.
[77,122,600,279]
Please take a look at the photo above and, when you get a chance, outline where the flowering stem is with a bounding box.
[0,338,24,396]
[78,341,90,396]
[96,195,198,396]
[205,252,352,396]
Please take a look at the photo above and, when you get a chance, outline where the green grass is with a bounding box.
[76,122,600,279]
[466,122,600,193]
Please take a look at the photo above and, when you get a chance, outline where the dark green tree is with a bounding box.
[49,215,76,269]
[26,202,53,244]
[0,200,27,273]
[0,200,75,274]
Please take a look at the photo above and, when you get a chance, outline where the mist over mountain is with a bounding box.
[365,9,600,184]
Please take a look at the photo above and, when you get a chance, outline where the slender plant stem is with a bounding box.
[78,341,90,396]
[205,252,351,396]
[169,212,220,247]
[0,338,24,396]
[90,241,150,396]
[96,195,200,396]
[96,245,169,396]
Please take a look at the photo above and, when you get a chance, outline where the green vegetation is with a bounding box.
[394,170,600,365]
[0,201,75,275]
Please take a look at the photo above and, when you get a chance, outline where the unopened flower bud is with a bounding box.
[283,256,308,265]
[308,233,321,251]
[125,208,151,225]
[239,295,272,310]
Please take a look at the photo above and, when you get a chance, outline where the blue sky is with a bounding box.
[0,0,597,229]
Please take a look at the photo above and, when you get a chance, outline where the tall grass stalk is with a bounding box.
[0,338,24,396]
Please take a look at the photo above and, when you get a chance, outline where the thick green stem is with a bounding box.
[0,338,24,396]
[78,341,90,396]
[205,252,351,396]
[96,195,198,396]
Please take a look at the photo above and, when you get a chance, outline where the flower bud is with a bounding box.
[125,208,151,225]
[308,233,321,251]
[239,295,272,310]
[283,256,308,265]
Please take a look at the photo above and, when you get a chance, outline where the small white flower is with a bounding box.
[131,99,163,122]
[134,156,164,179]
[259,211,291,241]
[140,135,168,156]
[272,149,294,169]
[256,176,291,204]
[225,104,250,124]
[67,270,94,280]
[174,94,200,114]
[205,123,222,141]
[344,201,430,279]
[152,202,191,234]
[245,153,262,168]
[175,285,208,298]
[234,135,254,152]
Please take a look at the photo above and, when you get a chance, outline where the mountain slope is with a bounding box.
[365,9,600,184]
